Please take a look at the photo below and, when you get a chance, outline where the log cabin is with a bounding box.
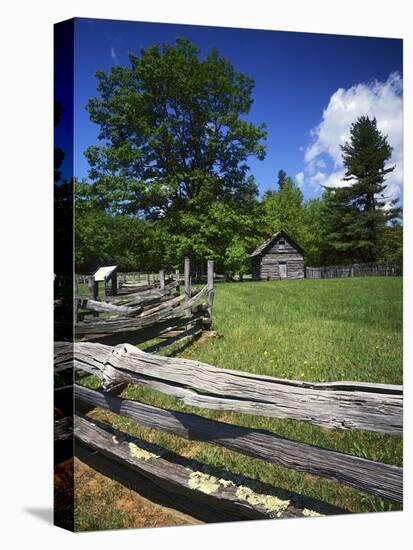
[251,231,304,280]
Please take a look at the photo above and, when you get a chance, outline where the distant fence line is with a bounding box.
[74,258,214,351]
[306,260,402,279]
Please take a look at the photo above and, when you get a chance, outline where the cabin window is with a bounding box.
[279,239,285,249]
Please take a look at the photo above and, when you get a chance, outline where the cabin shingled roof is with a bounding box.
[250,231,304,257]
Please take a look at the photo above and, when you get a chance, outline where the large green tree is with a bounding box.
[259,173,327,266]
[322,116,401,263]
[85,38,266,219]
[300,197,326,266]
[261,173,304,241]
[74,179,165,272]
[160,197,261,277]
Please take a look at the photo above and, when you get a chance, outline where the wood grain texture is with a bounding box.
[111,291,179,310]
[75,286,207,338]
[55,416,73,441]
[66,341,402,434]
[74,386,402,503]
[117,278,176,294]
[144,324,203,354]
[79,307,208,346]
[107,290,165,304]
[75,414,348,520]
[76,298,143,316]
[54,416,73,464]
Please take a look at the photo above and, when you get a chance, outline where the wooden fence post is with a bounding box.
[207,260,214,328]
[111,271,118,296]
[184,258,191,320]
[92,277,99,317]
[92,278,98,300]
[75,301,80,323]
[175,269,180,291]
[159,270,165,291]
[86,276,92,297]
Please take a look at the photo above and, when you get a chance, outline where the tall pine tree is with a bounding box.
[323,116,400,263]
[277,169,287,189]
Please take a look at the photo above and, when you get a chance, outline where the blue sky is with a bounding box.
[68,17,402,200]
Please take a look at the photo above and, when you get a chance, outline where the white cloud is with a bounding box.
[309,171,326,185]
[321,169,347,189]
[295,171,304,186]
[301,72,403,203]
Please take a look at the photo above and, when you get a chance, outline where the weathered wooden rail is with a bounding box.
[75,414,347,521]
[68,342,402,434]
[75,259,215,351]
[54,340,403,520]
[76,298,144,317]
[75,383,402,502]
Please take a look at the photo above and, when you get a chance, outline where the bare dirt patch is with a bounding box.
[74,458,201,530]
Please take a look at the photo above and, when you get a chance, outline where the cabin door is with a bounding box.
[279,262,287,279]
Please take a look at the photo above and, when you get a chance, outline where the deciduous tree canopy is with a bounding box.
[85,37,266,218]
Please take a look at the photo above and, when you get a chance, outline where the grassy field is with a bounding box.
[76,276,403,530]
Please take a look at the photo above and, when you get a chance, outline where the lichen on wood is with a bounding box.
[128,442,160,461]
[235,486,290,516]
[187,471,221,494]
[302,508,323,517]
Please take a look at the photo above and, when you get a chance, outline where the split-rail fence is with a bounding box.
[55,259,214,465]
[75,258,214,351]
[54,337,403,522]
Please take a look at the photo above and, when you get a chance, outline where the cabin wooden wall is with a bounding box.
[260,253,304,280]
[251,234,305,280]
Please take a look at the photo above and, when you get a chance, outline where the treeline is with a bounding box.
[75,169,402,275]
[71,39,402,275]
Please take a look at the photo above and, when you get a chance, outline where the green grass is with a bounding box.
[74,480,135,532]
[77,277,403,527]
[186,277,402,384]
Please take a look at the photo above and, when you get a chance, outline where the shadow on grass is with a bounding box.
[76,414,349,523]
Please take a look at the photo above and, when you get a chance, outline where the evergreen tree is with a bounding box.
[323,116,401,263]
[379,220,403,262]
[277,169,287,189]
